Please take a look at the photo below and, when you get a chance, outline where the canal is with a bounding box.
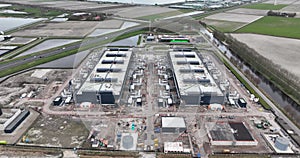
[201,29,300,123]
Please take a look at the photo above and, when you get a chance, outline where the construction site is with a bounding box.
[0,0,299,157]
[0,32,299,157]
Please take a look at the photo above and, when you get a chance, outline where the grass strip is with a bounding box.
[4,5,63,18]
[112,30,147,42]
[0,30,147,77]
[137,35,142,45]
[242,3,287,10]
[210,154,271,158]
[235,16,300,39]
[222,58,271,110]
[2,38,46,59]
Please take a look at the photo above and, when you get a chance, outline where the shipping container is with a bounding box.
[4,110,30,133]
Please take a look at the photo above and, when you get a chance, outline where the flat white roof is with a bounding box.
[77,49,132,95]
[164,142,184,152]
[162,117,186,128]
[169,51,223,96]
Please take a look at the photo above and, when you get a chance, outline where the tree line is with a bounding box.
[213,30,300,107]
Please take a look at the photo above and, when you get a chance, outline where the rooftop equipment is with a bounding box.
[275,137,289,151]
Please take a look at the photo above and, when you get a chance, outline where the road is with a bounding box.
[0,25,147,72]
[200,28,300,135]
[2,13,298,138]
[0,16,188,75]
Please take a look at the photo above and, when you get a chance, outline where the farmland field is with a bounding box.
[263,0,296,5]
[242,3,287,10]
[138,11,182,21]
[235,16,300,39]
[226,8,268,16]
[202,19,246,32]
[111,6,178,19]
[231,33,300,78]
[205,13,263,23]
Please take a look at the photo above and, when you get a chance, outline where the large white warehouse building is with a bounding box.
[76,48,132,105]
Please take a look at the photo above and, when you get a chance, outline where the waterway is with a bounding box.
[16,39,80,58]
[0,17,45,32]
[202,29,300,121]
[36,35,139,68]
[36,50,90,69]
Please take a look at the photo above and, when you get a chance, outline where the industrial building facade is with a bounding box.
[207,122,258,146]
[76,48,132,105]
[168,50,224,105]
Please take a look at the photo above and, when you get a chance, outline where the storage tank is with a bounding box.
[275,137,289,151]
[208,104,224,111]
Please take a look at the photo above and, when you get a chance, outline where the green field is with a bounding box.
[210,154,270,158]
[1,5,63,18]
[236,16,300,39]
[242,3,287,10]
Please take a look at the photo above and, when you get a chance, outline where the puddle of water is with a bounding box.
[0,10,28,14]
[108,35,139,47]
[87,21,140,37]
[50,18,68,22]
[36,50,90,68]
[88,29,118,37]
[0,17,45,32]
[121,22,139,29]
[0,49,9,56]
[0,4,12,8]
[16,39,80,58]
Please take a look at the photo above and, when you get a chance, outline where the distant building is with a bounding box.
[69,12,90,20]
[69,12,105,21]
[158,35,190,43]
[164,142,184,153]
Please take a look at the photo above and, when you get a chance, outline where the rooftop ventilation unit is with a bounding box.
[93,77,118,82]
[108,48,129,51]
[173,48,192,52]
[106,53,126,57]
[183,78,210,83]
[177,61,199,65]
[175,54,195,58]
[179,69,204,73]
[102,60,124,64]
[96,68,122,72]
